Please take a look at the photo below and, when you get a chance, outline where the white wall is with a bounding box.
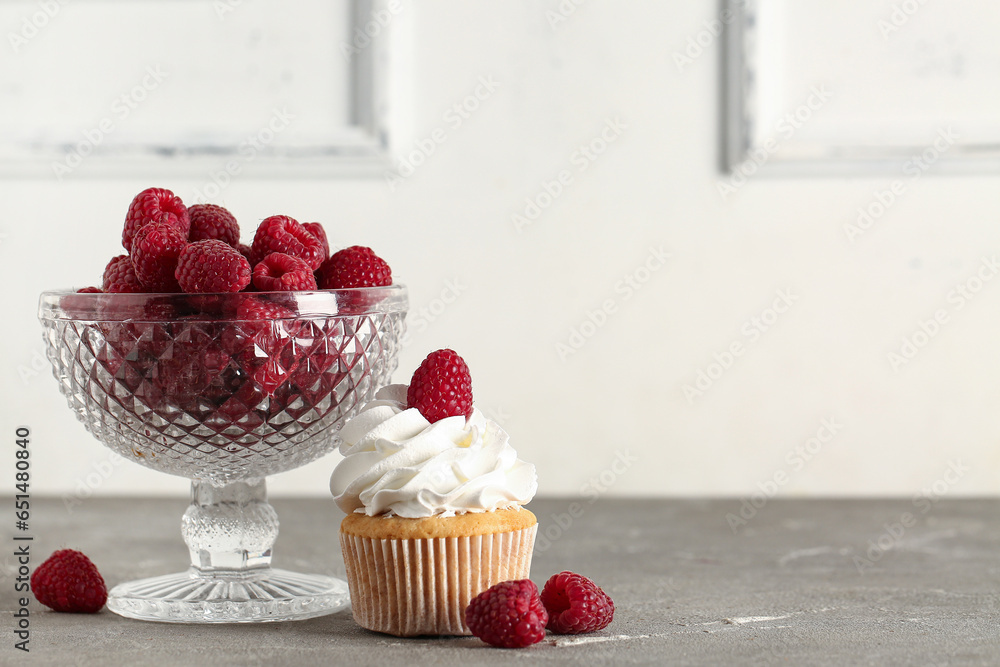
[2,1,998,501]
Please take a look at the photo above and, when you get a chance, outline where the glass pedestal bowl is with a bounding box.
[38,288,407,623]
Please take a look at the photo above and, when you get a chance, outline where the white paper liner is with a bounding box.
[340,524,537,636]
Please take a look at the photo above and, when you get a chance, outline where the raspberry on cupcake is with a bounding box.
[332,349,538,637]
[406,348,473,423]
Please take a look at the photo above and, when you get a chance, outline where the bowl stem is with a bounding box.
[105,478,350,622]
[182,479,278,572]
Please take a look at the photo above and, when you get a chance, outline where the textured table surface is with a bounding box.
[1,497,998,666]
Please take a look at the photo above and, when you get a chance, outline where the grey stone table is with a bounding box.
[1,498,998,666]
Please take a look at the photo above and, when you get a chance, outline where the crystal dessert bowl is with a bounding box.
[38,287,407,623]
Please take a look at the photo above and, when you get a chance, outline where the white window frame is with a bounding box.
[724,0,1000,175]
[0,0,401,178]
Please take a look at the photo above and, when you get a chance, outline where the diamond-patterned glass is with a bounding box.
[39,289,408,484]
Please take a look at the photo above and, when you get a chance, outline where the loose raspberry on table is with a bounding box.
[252,252,318,292]
[466,580,548,648]
[130,221,187,292]
[175,239,252,293]
[316,245,391,289]
[31,549,107,614]
[123,187,189,252]
[188,204,240,247]
[406,349,473,423]
[102,254,145,293]
[540,571,615,635]
[303,222,330,261]
[249,215,325,270]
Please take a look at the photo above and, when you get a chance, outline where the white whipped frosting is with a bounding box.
[330,384,537,518]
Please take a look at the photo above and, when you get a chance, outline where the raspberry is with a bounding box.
[540,572,615,635]
[123,187,189,252]
[130,221,187,292]
[188,204,239,247]
[102,254,145,293]
[249,215,325,270]
[316,245,391,289]
[285,318,343,404]
[236,243,252,261]
[31,549,107,613]
[406,349,473,423]
[231,297,302,395]
[77,286,103,293]
[151,318,232,402]
[142,299,181,321]
[212,381,267,429]
[236,296,299,329]
[466,580,548,648]
[175,239,251,293]
[252,252,318,292]
[303,222,330,261]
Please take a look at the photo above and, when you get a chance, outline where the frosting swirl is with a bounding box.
[330,385,537,518]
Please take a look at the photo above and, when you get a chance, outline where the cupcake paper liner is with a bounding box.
[340,525,537,636]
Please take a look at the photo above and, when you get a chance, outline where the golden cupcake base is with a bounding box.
[340,508,537,636]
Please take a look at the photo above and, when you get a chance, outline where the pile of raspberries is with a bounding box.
[71,187,396,421]
[89,187,391,295]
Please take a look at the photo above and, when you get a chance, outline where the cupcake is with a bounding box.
[331,349,538,636]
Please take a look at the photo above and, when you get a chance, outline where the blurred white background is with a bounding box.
[2,0,998,501]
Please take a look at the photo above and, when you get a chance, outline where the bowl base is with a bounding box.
[106,567,350,623]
